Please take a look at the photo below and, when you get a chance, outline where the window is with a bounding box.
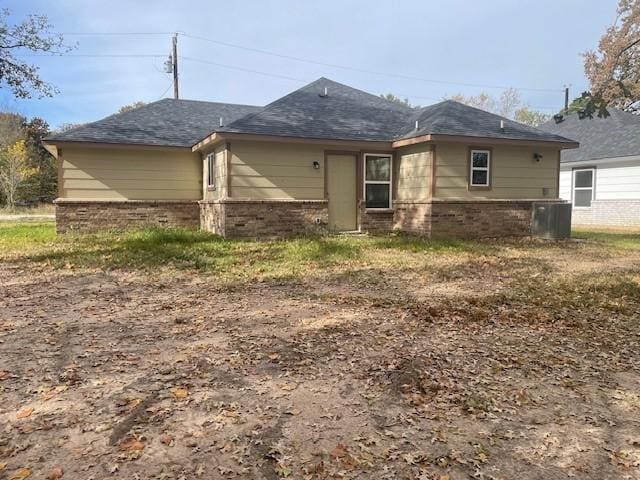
[207,153,215,188]
[469,149,491,187]
[364,154,392,209]
[573,168,594,207]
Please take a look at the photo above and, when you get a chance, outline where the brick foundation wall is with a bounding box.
[360,202,395,233]
[428,200,537,239]
[55,200,200,233]
[200,200,329,238]
[572,199,640,227]
[392,201,432,236]
[199,201,225,235]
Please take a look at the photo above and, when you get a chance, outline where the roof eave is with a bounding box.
[43,139,193,152]
[192,131,394,152]
[392,133,579,149]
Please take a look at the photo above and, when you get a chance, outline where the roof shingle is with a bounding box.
[539,109,640,163]
[46,98,260,147]
[46,78,577,148]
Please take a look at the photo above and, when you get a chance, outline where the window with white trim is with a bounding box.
[573,168,594,207]
[469,149,490,187]
[364,154,392,209]
[207,153,215,188]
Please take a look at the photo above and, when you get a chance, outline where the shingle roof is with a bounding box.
[221,78,574,144]
[539,108,640,163]
[46,98,260,147]
[220,78,412,141]
[398,100,573,143]
[45,78,576,148]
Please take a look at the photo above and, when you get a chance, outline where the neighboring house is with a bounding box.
[540,109,640,227]
[44,78,577,239]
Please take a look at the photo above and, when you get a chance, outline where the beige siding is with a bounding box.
[202,145,226,200]
[229,141,325,199]
[60,147,201,200]
[395,144,432,201]
[434,143,560,199]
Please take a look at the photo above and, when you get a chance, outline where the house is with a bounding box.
[540,109,640,227]
[44,78,577,239]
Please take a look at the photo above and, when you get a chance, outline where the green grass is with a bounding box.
[1,221,638,282]
[572,228,640,250]
[0,221,486,281]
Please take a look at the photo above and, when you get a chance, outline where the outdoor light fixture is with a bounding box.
[313,161,320,169]
[533,153,543,162]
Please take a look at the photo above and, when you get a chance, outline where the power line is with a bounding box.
[60,32,174,36]
[180,56,309,83]
[50,31,565,93]
[181,33,563,93]
[17,53,166,58]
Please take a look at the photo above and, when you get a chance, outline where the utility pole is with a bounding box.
[172,34,179,99]
[564,86,569,113]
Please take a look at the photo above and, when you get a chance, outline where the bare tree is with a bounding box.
[0,8,73,98]
[447,89,550,126]
[447,92,496,113]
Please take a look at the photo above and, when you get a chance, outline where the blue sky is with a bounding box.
[3,0,619,129]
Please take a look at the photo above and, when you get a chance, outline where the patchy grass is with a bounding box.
[0,203,55,215]
[0,221,492,281]
[573,227,640,250]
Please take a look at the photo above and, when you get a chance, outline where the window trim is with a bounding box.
[468,148,492,189]
[206,153,215,189]
[363,153,393,210]
[572,167,595,209]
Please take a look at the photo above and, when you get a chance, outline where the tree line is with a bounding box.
[0,114,55,208]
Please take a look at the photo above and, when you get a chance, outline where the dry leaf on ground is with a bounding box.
[16,407,34,419]
[8,468,31,480]
[119,438,145,452]
[169,386,188,399]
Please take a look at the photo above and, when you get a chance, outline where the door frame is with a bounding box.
[325,150,359,231]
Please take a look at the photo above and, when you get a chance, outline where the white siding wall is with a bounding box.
[560,159,640,203]
[595,162,640,200]
[559,170,572,202]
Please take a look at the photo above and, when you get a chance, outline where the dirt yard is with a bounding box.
[1,225,640,479]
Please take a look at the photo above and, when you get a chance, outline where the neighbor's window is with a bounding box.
[207,153,215,188]
[469,149,491,187]
[364,154,392,209]
[573,168,594,208]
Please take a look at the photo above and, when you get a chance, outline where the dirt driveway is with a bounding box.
[1,236,640,479]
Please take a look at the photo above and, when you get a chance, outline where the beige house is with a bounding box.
[44,78,577,238]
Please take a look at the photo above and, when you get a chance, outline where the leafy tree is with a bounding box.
[0,8,73,98]
[118,101,147,113]
[23,117,55,201]
[0,140,36,208]
[582,0,640,116]
[513,107,551,126]
[380,93,413,107]
[0,112,23,145]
